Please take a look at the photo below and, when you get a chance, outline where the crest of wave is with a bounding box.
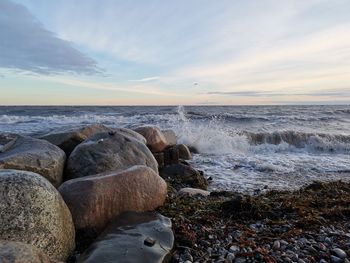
[168,106,249,155]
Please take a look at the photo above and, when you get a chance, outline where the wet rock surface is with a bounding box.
[65,131,158,179]
[160,163,208,190]
[0,134,66,187]
[159,181,350,262]
[77,211,174,263]
[59,165,167,241]
[0,241,52,263]
[0,169,75,261]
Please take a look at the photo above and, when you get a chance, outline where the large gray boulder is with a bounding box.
[0,241,52,263]
[66,131,158,179]
[77,212,174,263]
[0,134,66,187]
[59,166,167,235]
[39,124,112,156]
[0,170,75,261]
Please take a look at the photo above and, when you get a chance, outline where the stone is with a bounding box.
[332,248,347,259]
[65,131,158,179]
[0,170,75,261]
[0,241,52,263]
[0,134,65,187]
[39,124,112,156]
[163,145,180,165]
[273,240,281,250]
[162,129,177,146]
[114,127,147,144]
[153,152,165,168]
[134,126,168,152]
[59,166,167,236]
[176,144,192,160]
[178,187,210,197]
[330,255,343,263]
[77,212,174,263]
[160,163,208,190]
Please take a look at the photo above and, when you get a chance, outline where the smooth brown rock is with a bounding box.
[0,241,52,263]
[162,129,177,146]
[0,134,66,187]
[65,131,158,179]
[178,187,210,197]
[59,166,167,236]
[39,124,112,156]
[160,163,208,190]
[134,126,168,152]
[0,170,75,261]
[77,212,173,263]
[176,144,192,160]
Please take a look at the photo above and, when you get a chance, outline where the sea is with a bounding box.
[0,105,349,193]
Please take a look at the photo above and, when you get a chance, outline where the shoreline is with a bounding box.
[159,180,350,263]
[0,124,349,262]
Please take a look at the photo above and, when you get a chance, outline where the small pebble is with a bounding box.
[330,255,343,263]
[144,237,155,247]
[332,248,347,259]
[273,240,281,250]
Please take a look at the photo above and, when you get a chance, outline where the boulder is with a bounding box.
[160,163,208,190]
[114,127,147,144]
[39,124,112,156]
[178,187,210,197]
[65,131,158,179]
[176,144,192,160]
[59,166,167,237]
[0,241,52,263]
[162,129,177,146]
[0,170,75,261]
[153,152,165,168]
[77,212,174,263]
[134,126,168,152]
[0,134,66,187]
[163,146,180,165]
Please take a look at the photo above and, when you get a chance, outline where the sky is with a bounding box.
[0,0,349,105]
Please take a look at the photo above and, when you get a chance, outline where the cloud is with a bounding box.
[0,0,99,74]
[207,89,350,97]
[129,76,160,82]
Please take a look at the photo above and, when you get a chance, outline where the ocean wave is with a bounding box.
[243,131,350,153]
[170,107,350,154]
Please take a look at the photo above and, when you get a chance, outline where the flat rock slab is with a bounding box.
[77,211,174,263]
[0,134,66,187]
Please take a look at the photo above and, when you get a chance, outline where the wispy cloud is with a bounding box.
[0,0,99,74]
[129,76,160,82]
[207,89,350,97]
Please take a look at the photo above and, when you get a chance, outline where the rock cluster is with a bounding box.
[0,124,185,262]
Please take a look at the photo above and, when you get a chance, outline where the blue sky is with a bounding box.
[0,0,349,105]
